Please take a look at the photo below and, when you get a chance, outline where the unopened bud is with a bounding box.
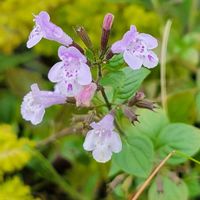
[75,26,93,49]
[128,92,145,107]
[101,13,114,53]
[135,92,145,101]
[103,13,114,31]
[123,107,139,125]
[135,100,156,111]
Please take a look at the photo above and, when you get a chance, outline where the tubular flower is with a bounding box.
[21,84,66,125]
[27,11,73,48]
[83,114,122,163]
[111,25,158,70]
[75,83,97,107]
[48,46,92,97]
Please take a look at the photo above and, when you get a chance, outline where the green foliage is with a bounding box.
[0,176,39,200]
[167,89,197,123]
[1,0,200,199]
[121,109,169,140]
[28,149,84,200]
[148,175,188,200]
[0,124,34,175]
[156,123,200,164]
[105,54,124,70]
[100,67,150,103]
[113,135,154,178]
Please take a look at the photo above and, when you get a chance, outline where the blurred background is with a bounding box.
[0,0,200,199]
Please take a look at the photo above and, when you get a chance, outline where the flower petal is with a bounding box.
[48,61,64,83]
[111,41,126,53]
[143,51,159,68]
[83,130,96,151]
[138,33,158,49]
[109,131,122,153]
[77,63,92,85]
[123,50,143,70]
[98,114,114,130]
[26,28,43,48]
[121,25,138,46]
[111,25,138,53]
[58,46,86,62]
[55,81,82,97]
[30,108,45,125]
[92,147,112,163]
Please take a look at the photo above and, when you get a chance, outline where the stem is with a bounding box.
[97,63,125,135]
[36,123,83,147]
[131,150,176,200]
[160,20,172,113]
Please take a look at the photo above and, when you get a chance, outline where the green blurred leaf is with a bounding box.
[120,108,169,140]
[0,91,17,122]
[148,176,188,200]
[28,149,84,200]
[113,135,154,178]
[0,53,36,72]
[157,123,200,164]
[167,89,197,123]
[185,171,200,198]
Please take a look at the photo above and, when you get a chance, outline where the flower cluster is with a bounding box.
[21,11,159,162]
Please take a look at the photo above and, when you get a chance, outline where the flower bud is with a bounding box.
[123,107,139,125]
[103,13,114,31]
[75,26,93,49]
[75,83,97,107]
[135,100,156,111]
[101,13,114,53]
[128,91,145,107]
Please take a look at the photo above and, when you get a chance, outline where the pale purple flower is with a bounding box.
[75,83,97,107]
[48,46,92,97]
[83,114,122,163]
[27,11,73,48]
[21,83,66,125]
[111,25,159,70]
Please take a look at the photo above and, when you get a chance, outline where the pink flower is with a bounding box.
[21,84,66,125]
[75,83,97,107]
[48,46,92,97]
[111,25,159,70]
[27,11,73,48]
[83,114,122,163]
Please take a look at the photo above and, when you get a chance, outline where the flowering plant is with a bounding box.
[21,11,159,163]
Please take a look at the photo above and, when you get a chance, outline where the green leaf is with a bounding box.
[113,135,154,178]
[148,176,188,200]
[105,54,124,70]
[0,52,36,72]
[99,70,125,89]
[100,67,150,104]
[167,89,197,123]
[119,108,169,140]
[156,123,200,164]
[114,67,150,103]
